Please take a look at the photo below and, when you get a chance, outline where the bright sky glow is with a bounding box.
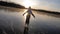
[2,0,60,12]
[22,0,33,8]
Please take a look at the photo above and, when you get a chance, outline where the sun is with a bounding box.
[23,0,33,8]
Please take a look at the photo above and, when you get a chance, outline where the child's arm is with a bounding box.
[23,12,27,16]
[31,13,35,18]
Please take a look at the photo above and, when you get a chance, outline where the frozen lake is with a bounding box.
[0,8,60,34]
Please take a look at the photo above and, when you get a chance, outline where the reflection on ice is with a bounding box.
[0,8,60,34]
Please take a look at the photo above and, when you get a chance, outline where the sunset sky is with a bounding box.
[1,0,60,12]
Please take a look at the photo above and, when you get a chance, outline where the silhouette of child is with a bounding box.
[23,6,35,25]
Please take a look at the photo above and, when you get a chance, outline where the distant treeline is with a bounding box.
[0,1,25,8]
[32,9,60,15]
[0,1,60,15]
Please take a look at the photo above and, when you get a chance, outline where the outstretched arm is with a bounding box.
[23,12,27,16]
[31,13,35,18]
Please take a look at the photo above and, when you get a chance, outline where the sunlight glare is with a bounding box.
[23,0,33,8]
